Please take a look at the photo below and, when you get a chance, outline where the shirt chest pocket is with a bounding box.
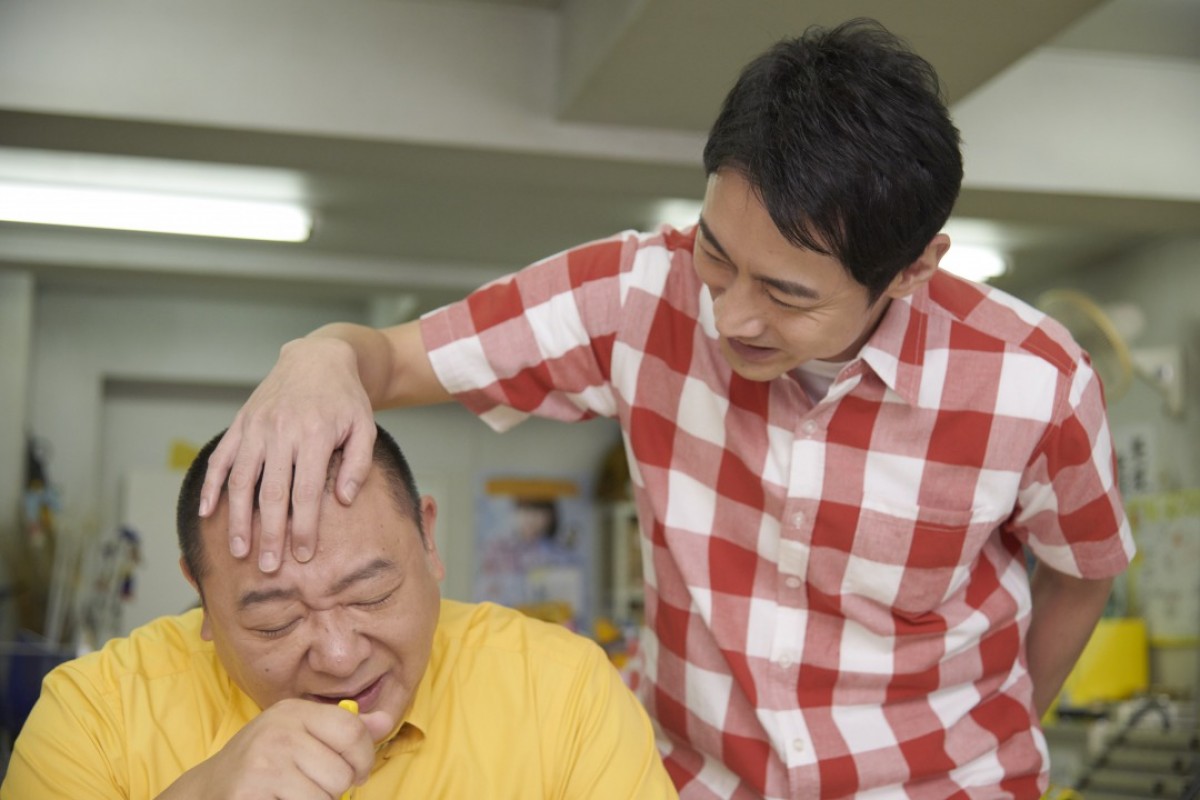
[822,505,1001,619]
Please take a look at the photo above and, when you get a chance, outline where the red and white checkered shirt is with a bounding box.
[421,226,1134,799]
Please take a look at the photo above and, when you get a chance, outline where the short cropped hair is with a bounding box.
[176,424,423,586]
[703,18,963,301]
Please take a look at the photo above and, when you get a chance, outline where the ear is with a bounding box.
[884,233,949,300]
[418,495,446,582]
[180,556,213,641]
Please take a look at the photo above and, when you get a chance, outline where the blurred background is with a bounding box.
[1,1,1198,794]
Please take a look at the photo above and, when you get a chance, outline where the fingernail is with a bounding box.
[259,551,279,572]
[198,497,210,517]
[294,545,312,562]
[343,480,360,501]
[231,537,248,558]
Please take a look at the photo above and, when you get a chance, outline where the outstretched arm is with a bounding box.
[200,320,450,571]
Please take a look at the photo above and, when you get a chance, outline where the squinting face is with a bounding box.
[190,470,444,735]
[695,169,920,382]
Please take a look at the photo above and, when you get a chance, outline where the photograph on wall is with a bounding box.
[473,475,593,630]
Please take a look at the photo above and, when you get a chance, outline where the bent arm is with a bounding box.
[1025,563,1113,718]
[314,320,452,409]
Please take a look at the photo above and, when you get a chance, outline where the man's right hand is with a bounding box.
[158,698,395,800]
[200,334,378,572]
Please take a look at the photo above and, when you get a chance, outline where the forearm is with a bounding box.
[300,320,451,408]
[1025,564,1113,717]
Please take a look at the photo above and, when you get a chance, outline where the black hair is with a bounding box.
[702,18,963,301]
[176,424,423,586]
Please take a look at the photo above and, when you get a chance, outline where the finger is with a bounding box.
[224,433,267,560]
[359,709,396,745]
[297,705,377,789]
[255,440,296,573]
[289,437,337,563]
[290,733,359,799]
[334,422,378,506]
[199,427,240,520]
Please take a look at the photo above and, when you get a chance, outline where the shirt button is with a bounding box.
[792,738,806,753]
[790,511,806,528]
[785,576,802,589]
[801,420,818,436]
[777,655,794,668]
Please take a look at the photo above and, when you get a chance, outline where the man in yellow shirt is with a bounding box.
[2,425,676,799]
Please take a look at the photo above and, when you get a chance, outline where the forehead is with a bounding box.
[200,472,417,581]
[702,174,855,284]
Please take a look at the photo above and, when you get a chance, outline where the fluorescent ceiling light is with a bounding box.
[0,181,312,242]
[939,243,1008,282]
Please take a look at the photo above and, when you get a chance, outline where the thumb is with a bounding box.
[360,709,397,743]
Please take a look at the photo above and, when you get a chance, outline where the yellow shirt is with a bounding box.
[2,600,676,799]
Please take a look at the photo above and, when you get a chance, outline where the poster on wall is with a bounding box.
[1113,422,1158,499]
[1127,489,1200,646]
[473,475,593,630]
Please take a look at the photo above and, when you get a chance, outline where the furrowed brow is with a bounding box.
[238,586,300,611]
[700,216,821,302]
[236,558,397,610]
[759,275,821,301]
[328,558,397,596]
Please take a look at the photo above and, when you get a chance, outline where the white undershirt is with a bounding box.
[793,358,850,403]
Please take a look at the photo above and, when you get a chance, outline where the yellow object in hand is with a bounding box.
[338,699,359,800]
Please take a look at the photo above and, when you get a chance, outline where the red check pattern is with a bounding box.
[421,227,1134,799]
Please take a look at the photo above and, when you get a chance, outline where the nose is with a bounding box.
[712,278,766,340]
[307,610,369,677]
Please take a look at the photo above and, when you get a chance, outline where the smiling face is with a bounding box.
[186,469,444,731]
[694,169,944,382]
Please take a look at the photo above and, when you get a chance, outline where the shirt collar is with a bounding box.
[856,281,931,407]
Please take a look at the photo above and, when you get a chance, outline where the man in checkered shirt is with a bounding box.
[204,19,1134,799]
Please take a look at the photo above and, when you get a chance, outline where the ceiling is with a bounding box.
[0,0,1198,314]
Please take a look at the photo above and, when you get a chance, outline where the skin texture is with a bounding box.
[162,470,443,799]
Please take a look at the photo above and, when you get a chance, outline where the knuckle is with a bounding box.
[227,466,259,491]
[258,480,288,503]
[291,477,323,504]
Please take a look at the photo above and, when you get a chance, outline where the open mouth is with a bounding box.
[310,675,384,711]
[725,337,778,362]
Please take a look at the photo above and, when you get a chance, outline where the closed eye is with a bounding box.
[697,245,731,268]
[254,618,300,639]
[355,591,395,609]
[764,287,813,311]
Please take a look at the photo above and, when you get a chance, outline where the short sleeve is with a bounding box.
[553,640,678,799]
[420,231,641,432]
[1012,355,1135,578]
[1,664,127,800]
